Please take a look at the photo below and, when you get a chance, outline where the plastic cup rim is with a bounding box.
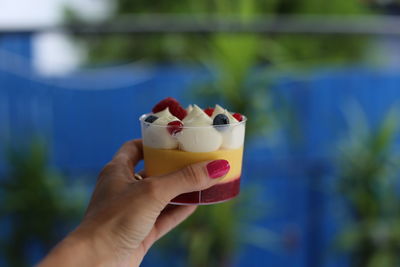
[139,113,247,129]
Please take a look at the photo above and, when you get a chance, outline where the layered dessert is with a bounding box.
[140,97,246,204]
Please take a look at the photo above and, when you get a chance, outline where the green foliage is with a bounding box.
[182,201,238,267]
[336,104,400,267]
[66,0,372,136]
[193,32,273,137]
[154,201,240,267]
[263,0,370,67]
[66,0,371,65]
[0,139,86,267]
[156,185,274,267]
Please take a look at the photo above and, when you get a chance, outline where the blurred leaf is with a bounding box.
[371,106,399,156]
[65,0,371,65]
[368,249,396,267]
[335,103,400,267]
[0,139,86,266]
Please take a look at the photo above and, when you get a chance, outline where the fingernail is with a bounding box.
[206,160,230,179]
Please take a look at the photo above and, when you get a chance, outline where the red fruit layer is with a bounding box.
[171,177,241,204]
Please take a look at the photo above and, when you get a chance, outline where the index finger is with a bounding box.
[113,139,143,167]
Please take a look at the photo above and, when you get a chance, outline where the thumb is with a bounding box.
[147,159,230,202]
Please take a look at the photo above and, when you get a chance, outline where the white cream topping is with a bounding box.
[186,104,193,114]
[177,128,222,152]
[142,108,180,149]
[220,124,245,149]
[211,104,225,119]
[178,105,222,151]
[154,107,173,118]
[211,104,239,123]
[152,108,180,126]
[142,104,244,151]
[210,104,243,149]
[182,105,212,126]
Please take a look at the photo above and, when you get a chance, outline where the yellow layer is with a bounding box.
[143,146,243,183]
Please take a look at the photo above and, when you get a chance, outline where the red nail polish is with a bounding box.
[206,160,230,179]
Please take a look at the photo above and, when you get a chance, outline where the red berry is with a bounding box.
[167,121,183,135]
[233,113,243,122]
[152,97,179,113]
[204,107,214,117]
[170,105,187,120]
[152,97,187,120]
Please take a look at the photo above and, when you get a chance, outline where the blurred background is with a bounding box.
[1,0,400,266]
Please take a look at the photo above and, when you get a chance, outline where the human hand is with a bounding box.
[39,139,230,267]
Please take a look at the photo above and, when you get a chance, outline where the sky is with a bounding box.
[0,0,111,75]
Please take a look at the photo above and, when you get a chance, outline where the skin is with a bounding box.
[38,139,228,267]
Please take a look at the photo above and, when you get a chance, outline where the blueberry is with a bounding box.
[144,115,158,123]
[213,114,229,130]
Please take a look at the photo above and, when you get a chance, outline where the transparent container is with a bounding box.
[140,114,246,205]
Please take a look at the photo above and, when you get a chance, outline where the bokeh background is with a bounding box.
[2,0,400,266]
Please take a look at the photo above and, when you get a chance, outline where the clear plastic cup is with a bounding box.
[140,114,246,205]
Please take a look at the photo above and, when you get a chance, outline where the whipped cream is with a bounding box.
[153,108,179,126]
[220,124,245,149]
[211,104,238,123]
[178,105,222,152]
[177,128,222,152]
[141,103,245,152]
[142,108,180,149]
[183,105,212,126]
[186,104,193,114]
[210,105,243,149]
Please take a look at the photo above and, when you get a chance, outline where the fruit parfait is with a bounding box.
[140,97,246,205]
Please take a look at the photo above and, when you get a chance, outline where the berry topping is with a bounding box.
[232,113,243,122]
[144,115,158,123]
[152,97,178,113]
[213,114,230,128]
[170,105,187,121]
[167,121,183,135]
[152,97,187,120]
[204,107,215,117]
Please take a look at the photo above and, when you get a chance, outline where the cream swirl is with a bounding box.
[142,108,181,149]
[177,105,222,152]
[142,103,245,151]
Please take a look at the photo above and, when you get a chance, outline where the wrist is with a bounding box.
[70,224,144,266]
[39,226,113,267]
[69,225,115,264]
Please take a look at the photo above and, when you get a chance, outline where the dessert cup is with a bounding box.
[140,114,246,205]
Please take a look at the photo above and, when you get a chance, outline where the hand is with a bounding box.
[39,139,230,267]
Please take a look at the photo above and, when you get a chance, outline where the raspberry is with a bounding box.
[167,121,183,135]
[170,105,187,120]
[152,97,187,120]
[232,113,243,122]
[204,107,214,117]
[152,97,179,113]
